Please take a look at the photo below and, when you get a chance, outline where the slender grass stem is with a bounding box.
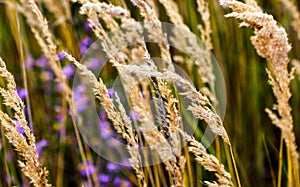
[263,136,276,187]
[229,145,241,187]
[1,126,11,187]
[287,145,292,187]
[277,135,283,187]
[70,111,93,187]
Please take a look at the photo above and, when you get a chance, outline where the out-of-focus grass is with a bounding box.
[0,0,299,186]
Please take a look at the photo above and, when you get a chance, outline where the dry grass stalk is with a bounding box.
[18,0,71,97]
[79,1,146,65]
[130,0,174,72]
[243,0,261,11]
[292,59,300,82]
[158,0,217,105]
[220,0,299,185]
[124,76,180,185]
[118,63,230,144]
[124,51,185,186]
[157,0,185,26]
[180,130,233,187]
[64,52,147,186]
[154,79,185,187]
[104,47,185,186]
[196,0,213,51]
[81,6,180,172]
[0,57,51,187]
[195,0,218,106]
[280,0,300,40]
[42,0,71,26]
[17,1,101,186]
[80,6,181,182]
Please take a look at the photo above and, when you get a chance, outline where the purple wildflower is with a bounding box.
[114,177,122,186]
[99,111,107,121]
[84,21,92,32]
[98,174,110,183]
[79,37,93,55]
[99,121,113,139]
[36,139,47,157]
[25,55,34,69]
[57,52,66,60]
[120,159,131,168]
[73,85,89,112]
[56,81,64,93]
[129,110,139,121]
[56,114,65,123]
[17,88,27,100]
[106,162,119,172]
[79,162,98,177]
[87,58,101,69]
[41,71,54,82]
[80,37,93,47]
[15,120,26,136]
[36,56,47,67]
[62,64,75,79]
[108,88,115,98]
[80,45,88,55]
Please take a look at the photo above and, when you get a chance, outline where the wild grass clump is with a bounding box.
[0,57,51,187]
[220,0,299,185]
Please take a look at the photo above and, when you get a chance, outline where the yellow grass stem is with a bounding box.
[184,145,193,185]
[12,0,34,134]
[229,145,241,187]
[145,166,155,187]
[56,97,67,187]
[277,135,283,187]
[70,113,93,187]
[83,139,100,187]
[153,164,161,187]
[263,136,276,187]
[215,136,221,161]
[287,145,292,187]
[1,126,11,187]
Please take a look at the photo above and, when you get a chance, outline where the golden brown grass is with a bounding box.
[280,0,300,40]
[220,0,300,186]
[14,1,99,186]
[0,57,51,187]
[63,52,147,186]
[293,59,300,82]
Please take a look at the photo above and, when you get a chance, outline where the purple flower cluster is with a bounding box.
[80,37,93,55]
[17,88,27,100]
[25,54,75,95]
[84,21,92,32]
[97,162,132,186]
[73,85,89,112]
[15,120,26,136]
[79,161,98,178]
[36,139,48,157]
[22,49,134,186]
[98,111,114,140]
[86,57,101,70]
[129,110,139,121]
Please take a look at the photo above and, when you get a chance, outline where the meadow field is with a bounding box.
[0,0,300,186]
